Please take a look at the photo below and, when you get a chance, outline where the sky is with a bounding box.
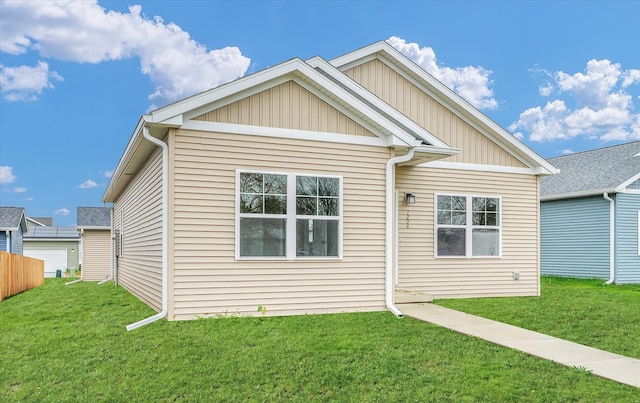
[0,0,639,226]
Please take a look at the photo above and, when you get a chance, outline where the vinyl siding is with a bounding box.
[541,196,610,279]
[170,128,389,320]
[81,230,111,281]
[0,233,6,252]
[343,59,526,167]
[194,80,377,137]
[615,193,640,283]
[396,166,540,298]
[113,149,163,312]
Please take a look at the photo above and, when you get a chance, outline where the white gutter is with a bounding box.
[385,146,416,317]
[603,192,615,285]
[126,126,169,331]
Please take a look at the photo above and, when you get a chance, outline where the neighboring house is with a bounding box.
[77,207,112,282]
[103,41,557,324]
[26,216,53,230]
[23,226,80,278]
[0,207,28,255]
[541,141,640,284]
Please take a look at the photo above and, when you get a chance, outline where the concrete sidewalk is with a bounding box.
[399,303,640,388]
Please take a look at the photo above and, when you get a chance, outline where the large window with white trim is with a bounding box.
[237,171,342,259]
[436,194,501,257]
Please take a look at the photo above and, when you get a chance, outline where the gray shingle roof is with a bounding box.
[0,207,26,230]
[541,141,640,198]
[77,207,111,228]
[23,226,79,239]
[29,217,53,226]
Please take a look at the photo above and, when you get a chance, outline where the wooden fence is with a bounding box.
[0,252,44,301]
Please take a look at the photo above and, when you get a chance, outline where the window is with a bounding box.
[237,171,341,259]
[436,194,501,257]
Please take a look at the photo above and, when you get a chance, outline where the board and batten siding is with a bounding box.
[343,59,527,167]
[615,193,640,283]
[81,230,111,281]
[541,196,610,279]
[113,149,163,312]
[194,80,377,138]
[395,166,540,298]
[169,128,389,320]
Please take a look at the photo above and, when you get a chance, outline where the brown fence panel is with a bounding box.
[0,252,44,301]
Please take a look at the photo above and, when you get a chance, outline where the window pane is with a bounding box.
[472,197,486,211]
[240,194,263,214]
[437,211,450,225]
[437,228,465,256]
[264,174,287,194]
[472,212,485,226]
[296,219,338,257]
[318,177,339,197]
[319,198,338,216]
[452,196,466,211]
[472,229,499,256]
[296,176,317,196]
[486,213,498,226]
[296,197,317,215]
[486,198,498,212]
[264,195,286,214]
[240,218,286,257]
[452,211,466,225]
[240,173,262,193]
[437,195,451,210]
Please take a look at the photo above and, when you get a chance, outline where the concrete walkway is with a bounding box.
[399,303,640,388]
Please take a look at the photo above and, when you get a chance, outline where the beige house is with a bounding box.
[77,207,112,282]
[103,42,557,329]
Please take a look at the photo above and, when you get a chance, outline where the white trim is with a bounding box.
[181,120,389,147]
[330,41,558,175]
[434,193,502,258]
[616,171,640,192]
[420,160,543,175]
[235,169,343,260]
[541,189,618,201]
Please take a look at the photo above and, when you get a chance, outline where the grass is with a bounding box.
[0,279,638,402]
[436,276,640,359]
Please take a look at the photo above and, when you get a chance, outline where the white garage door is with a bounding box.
[23,248,68,278]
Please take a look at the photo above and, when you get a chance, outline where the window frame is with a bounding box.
[434,193,502,258]
[235,170,343,260]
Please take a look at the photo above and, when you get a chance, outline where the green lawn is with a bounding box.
[0,279,638,402]
[436,276,640,360]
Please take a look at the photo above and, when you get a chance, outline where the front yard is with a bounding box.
[1,278,638,401]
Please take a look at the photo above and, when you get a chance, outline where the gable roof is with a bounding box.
[77,207,111,228]
[23,226,79,240]
[329,41,558,175]
[27,217,53,226]
[541,141,640,200]
[0,207,28,232]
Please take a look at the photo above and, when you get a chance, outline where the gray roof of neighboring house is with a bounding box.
[0,207,27,231]
[23,226,79,239]
[541,141,640,199]
[28,217,53,226]
[77,207,111,228]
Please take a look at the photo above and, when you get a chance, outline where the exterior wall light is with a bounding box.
[405,193,416,204]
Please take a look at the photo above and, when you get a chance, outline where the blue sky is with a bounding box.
[1,0,639,226]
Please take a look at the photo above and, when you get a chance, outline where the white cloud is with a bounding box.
[0,166,16,183]
[13,186,26,193]
[559,149,574,155]
[24,197,34,201]
[54,208,70,216]
[0,62,63,101]
[0,0,250,105]
[539,83,553,96]
[387,36,498,110]
[511,59,640,142]
[101,170,114,178]
[79,179,98,189]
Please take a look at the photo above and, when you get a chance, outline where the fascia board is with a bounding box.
[540,188,617,201]
[306,56,451,149]
[331,42,559,175]
[26,217,47,227]
[615,171,640,192]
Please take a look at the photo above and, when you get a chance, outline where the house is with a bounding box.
[103,41,557,327]
[541,141,640,284]
[0,207,28,255]
[26,216,53,230]
[77,207,112,282]
[23,225,80,278]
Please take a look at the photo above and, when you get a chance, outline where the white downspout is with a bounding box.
[603,192,615,285]
[385,146,415,317]
[126,126,169,331]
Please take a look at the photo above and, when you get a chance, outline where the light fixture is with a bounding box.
[405,193,416,204]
